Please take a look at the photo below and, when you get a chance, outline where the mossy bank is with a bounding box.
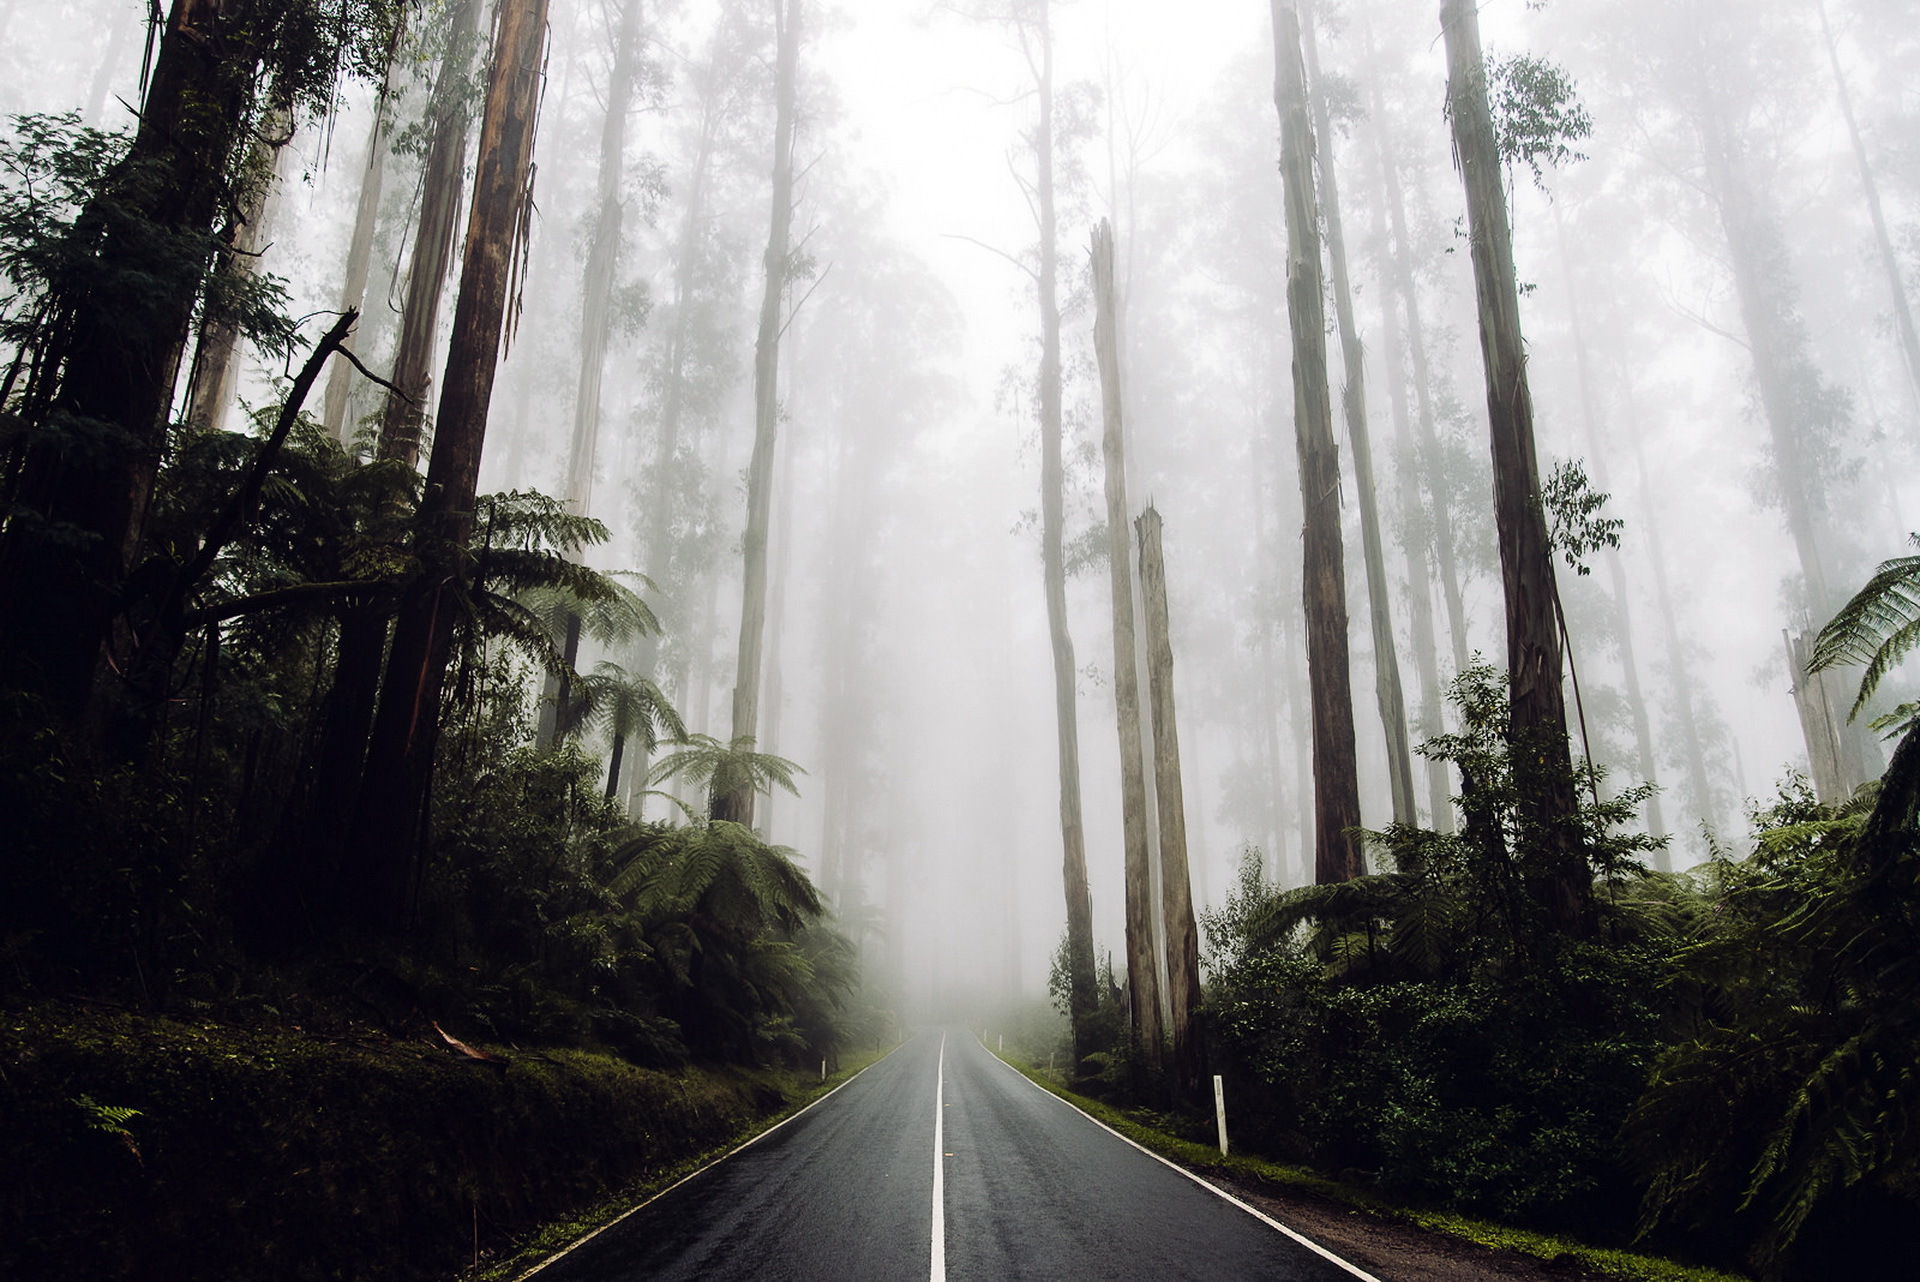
[0,1004,851,1282]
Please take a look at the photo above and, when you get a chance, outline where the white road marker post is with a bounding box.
[821,1058,827,1082]
[998,1033,1003,1053]
[1214,1074,1230,1156]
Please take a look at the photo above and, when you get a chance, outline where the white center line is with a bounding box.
[931,1031,947,1282]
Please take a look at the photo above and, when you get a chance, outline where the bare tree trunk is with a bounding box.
[1441,0,1587,933]
[345,0,552,934]
[1135,506,1205,1102]
[378,0,485,466]
[1272,0,1363,883]
[1555,220,1667,859]
[1092,219,1163,1068]
[1021,0,1099,1069]
[714,0,800,828]
[1362,18,1470,676]
[1819,0,1920,417]
[84,5,138,124]
[322,42,403,442]
[1371,183,1453,832]
[183,112,293,437]
[1303,1,1415,828]
[536,0,647,750]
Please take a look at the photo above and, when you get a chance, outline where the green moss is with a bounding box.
[991,1048,1747,1282]
[0,1004,882,1282]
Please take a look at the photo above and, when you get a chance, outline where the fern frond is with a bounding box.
[1811,540,1920,716]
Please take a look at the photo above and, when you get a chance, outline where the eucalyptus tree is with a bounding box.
[1271,0,1363,884]
[1092,218,1162,1066]
[712,0,803,829]
[1301,0,1416,829]
[347,0,555,934]
[1439,0,1587,933]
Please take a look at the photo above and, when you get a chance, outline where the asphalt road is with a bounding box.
[533,1029,1373,1282]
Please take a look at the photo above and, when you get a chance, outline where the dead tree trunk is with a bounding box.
[344,0,552,935]
[1092,219,1163,1068]
[713,0,800,828]
[1303,1,1416,828]
[1272,0,1363,883]
[1135,506,1205,1102]
[1441,0,1588,934]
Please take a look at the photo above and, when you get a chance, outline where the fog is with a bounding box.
[10,0,1916,1014]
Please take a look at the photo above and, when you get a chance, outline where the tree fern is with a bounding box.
[1811,535,1920,722]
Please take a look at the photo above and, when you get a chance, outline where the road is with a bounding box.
[532,1029,1375,1282]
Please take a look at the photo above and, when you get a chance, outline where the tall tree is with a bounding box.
[1092,218,1163,1066]
[1271,0,1362,883]
[537,0,653,750]
[713,0,801,829]
[344,0,554,934]
[1302,1,1416,828]
[1440,0,1588,933]
[321,39,405,441]
[1135,506,1204,1101]
[1818,0,1920,417]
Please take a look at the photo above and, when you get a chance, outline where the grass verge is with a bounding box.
[987,1046,1746,1282]
[479,1043,897,1281]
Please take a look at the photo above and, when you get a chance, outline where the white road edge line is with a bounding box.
[976,1037,1386,1282]
[515,1039,911,1280]
[931,1031,947,1282]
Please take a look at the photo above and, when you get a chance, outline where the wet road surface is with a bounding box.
[532,1029,1374,1281]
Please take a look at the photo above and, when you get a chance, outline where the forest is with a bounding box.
[0,1,1916,1280]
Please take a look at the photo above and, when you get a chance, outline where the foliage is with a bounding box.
[1486,52,1594,190]
[1542,458,1624,577]
[1810,533,1920,728]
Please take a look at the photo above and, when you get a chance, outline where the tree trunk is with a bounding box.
[183,109,293,437]
[1362,18,1470,677]
[713,0,800,829]
[1440,0,1587,933]
[1555,219,1667,859]
[84,6,138,125]
[0,0,261,728]
[1303,1,1416,829]
[1819,1,1920,417]
[1022,0,1099,1071]
[344,0,552,935]
[322,43,403,442]
[536,0,646,750]
[1272,0,1363,883]
[1092,219,1163,1068]
[1135,506,1205,1102]
[378,0,485,466]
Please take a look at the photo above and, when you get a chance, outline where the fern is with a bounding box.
[1810,536,1920,721]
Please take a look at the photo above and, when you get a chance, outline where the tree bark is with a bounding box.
[713,0,800,829]
[344,0,552,934]
[1440,0,1588,933]
[378,0,485,466]
[1023,0,1099,1069]
[0,0,260,728]
[1092,219,1163,1068]
[1272,0,1363,883]
[183,109,292,437]
[322,43,403,442]
[1135,506,1205,1102]
[1303,1,1416,828]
